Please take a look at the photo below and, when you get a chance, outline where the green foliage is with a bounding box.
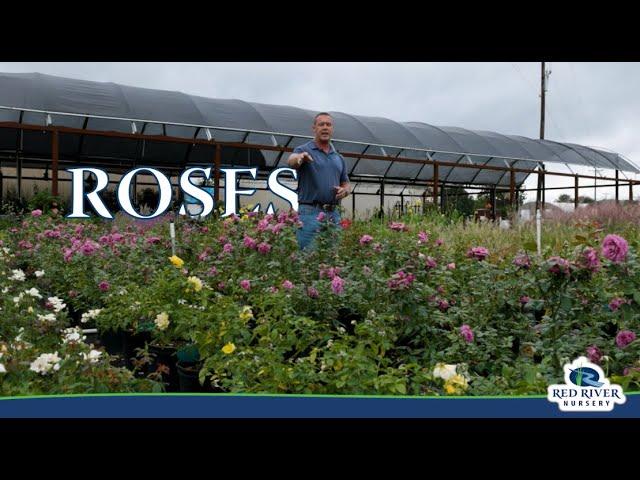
[1,204,639,396]
[27,188,65,214]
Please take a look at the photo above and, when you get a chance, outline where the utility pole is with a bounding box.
[538,62,551,211]
[540,62,551,140]
[537,62,551,248]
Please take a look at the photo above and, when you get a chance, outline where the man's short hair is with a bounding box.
[313,112,332,124]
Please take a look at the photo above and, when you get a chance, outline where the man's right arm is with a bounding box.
[287,148,313,169]
[287,153,302,169]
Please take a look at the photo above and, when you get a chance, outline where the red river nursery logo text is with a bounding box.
[547,356,626,412]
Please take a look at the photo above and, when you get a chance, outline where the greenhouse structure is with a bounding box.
[0,72,637,218]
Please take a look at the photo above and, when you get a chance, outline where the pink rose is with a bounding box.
[243,235,258,249]
[513,253,531,269]
[359,234,374,245]
[580,247,601,272]
[547,256,572,276]
[609,297,626,312]
[257,242,271,254]
[586,345,603,364]
[460,324,474,343]
[601,234,628,263]
[389,222,408,232]
[331,276,345,294]
[616,330,636,349]
[467,246,489,261]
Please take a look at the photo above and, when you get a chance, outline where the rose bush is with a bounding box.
[1,205,639,395]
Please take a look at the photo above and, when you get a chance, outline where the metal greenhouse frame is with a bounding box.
[0,72,637,218]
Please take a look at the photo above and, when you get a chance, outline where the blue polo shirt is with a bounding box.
[293,140,349,204]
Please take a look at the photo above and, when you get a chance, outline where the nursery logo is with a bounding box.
[547,356,626,412]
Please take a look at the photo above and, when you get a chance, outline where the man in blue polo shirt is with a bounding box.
[287,112,351,250]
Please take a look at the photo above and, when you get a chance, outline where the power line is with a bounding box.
[511,63,545,137]
[511,63,566,141]
[545,105,567,140]
[511,63,538,92]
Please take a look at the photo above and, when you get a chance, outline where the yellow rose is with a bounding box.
[154,312,170,331]
[444,384,457,394]
[450,374,468,388]
[169,255,184,268]
[222,342,236,354]
[443,374,469,395]
[187,276,203,292]
[239,306,253,322]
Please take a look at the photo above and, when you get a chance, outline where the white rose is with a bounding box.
[82,350,102,364]
[433,363,458,381]
[154,312,170,331]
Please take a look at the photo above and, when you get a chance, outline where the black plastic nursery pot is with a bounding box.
[97,329,126,356]
[177,361,209,393]
[123,331,151,368]
[98,329,154,371]
[83,331,100,348]
[149,344,180,392]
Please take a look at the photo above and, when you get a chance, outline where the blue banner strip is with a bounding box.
[0,394,638,418]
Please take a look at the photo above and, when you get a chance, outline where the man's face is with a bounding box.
[313,115,333,142]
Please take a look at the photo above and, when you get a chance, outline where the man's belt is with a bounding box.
[299,201,339,212]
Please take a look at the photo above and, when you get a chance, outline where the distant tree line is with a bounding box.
[556,194,594,204]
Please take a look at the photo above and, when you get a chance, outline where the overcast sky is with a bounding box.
[1,62,638,201]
